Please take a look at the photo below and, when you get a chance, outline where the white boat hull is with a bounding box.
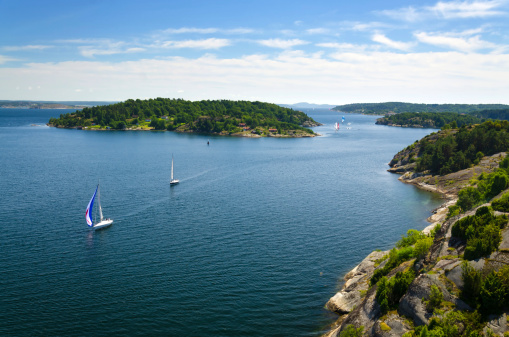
[93,219,113,230]
[170,179,179,185]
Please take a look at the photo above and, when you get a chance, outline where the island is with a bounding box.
[375,112,483,129]
[47,98,321,138]
[325,120,509,336]
[333,102,509,115]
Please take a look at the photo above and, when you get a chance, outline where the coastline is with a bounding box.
[46,124,320,138]
[323,152,507,336]
[323,178,452,336]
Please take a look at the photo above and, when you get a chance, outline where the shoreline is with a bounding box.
[323,173,454,336]
[47,124,320,138]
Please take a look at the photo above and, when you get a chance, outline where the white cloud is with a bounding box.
[316,42,370,53]
[79,42,145,58]
[161,27,255,35]
[2,51,508,104]
[257,39,309,49]
[415,31,503,52]
[0,55,18,64]
[160,38,231,49]
[306,28,331,35]
[428,0,507,18]
[3,45,53,51]
[372,34,415,51]
[378,0,508,21]
[377,6,421,22]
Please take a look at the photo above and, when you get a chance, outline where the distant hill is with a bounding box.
[333,102,509,115]
[280,102,336,109]
[0,100,117,109]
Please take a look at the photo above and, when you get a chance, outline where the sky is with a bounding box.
[1,0,509,105]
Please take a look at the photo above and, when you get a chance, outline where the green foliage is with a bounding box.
[452,207,505,260]
[461,261,482,302]
[370,247,414,286]
[414,237,433,260]
[340,324,364,337]
[480,271,506,313]
[377,112,483,129]
[375,270,416,314]
[457,187,482,211]
[427,285,443,311]
[491,190,509,211]
[397,229,426,248]
[415,120,509,174]
[48,98,318,135]
[334,102,509,115]
[420,310,484,337]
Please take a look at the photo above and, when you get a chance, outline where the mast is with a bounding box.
[171,155,174,181]
[98,183,104,221]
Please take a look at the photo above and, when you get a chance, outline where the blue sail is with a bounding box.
[85,186,98,226]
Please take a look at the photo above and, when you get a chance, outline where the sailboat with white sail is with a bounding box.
[170,154,179,185]
[85,183,113,230]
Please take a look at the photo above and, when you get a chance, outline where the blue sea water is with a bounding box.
[0,108,442,336]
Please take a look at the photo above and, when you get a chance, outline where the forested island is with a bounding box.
[333,102,509,115]
[47,98,320,137]
[325,120,509,337]
[375,112,484,129]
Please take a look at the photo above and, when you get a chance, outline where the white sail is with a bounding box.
[98,185,104,221]
[170,154,180,185]
[87,183,113,230]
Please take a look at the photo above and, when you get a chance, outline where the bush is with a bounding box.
[414,237,433,260]
[480,271,506,313]
[461,261,481,301]
[427,285,443,311]
[491,191,509,211]
[397,229,426,248]
[457,187,482,211]
[370,247,414,285]
[340,324,364,337]
[452,207,505,260]
[376,270,416,314]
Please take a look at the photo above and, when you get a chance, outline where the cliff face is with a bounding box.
[324,153,509,337]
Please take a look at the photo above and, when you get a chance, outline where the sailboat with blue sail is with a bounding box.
[85,183,113,230]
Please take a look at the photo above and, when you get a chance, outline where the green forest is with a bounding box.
[48,98,319,136]
[375,112,483,128]
[333,102,509,115]
[403,120,509,175]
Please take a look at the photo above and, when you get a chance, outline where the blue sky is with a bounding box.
[1,0,509,104]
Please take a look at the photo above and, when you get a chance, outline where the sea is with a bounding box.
[0,108,443,336]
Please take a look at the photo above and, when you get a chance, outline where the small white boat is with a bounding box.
[85,183,113,230]
[170,154,179,185]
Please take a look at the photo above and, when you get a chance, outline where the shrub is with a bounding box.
[376,270,415,314]
[340,324,364,337]
[397,229,426,248]
[461,261,481,301]
[414,237,433,260]
[491,191,509,211]
[480,271,506,313]
[427,285,443,311]
[457,187,482,211]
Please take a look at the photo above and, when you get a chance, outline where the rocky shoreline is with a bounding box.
[323,152,509,337]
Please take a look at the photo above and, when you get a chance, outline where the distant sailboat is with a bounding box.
[170,154,179,185]
[85,183,113,230]
[334,122,340,131]
[342,116,345,123]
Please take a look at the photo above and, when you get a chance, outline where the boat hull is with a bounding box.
[93,219,113,230]
[170,179,179,185]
